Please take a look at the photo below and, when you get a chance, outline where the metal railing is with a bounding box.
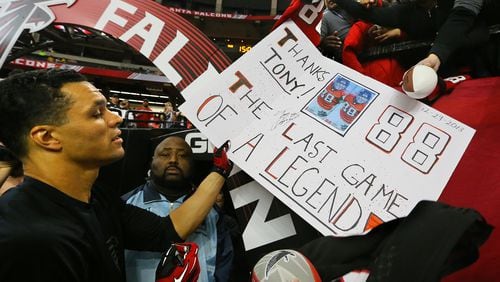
[109,108,186,129]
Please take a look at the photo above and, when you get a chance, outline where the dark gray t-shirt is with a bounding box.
[320,8,355,42]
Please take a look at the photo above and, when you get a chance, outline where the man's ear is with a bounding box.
[29,125,62,152]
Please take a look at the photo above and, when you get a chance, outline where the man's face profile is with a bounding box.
[53,81,125,166]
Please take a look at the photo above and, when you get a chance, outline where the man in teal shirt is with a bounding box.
[122,136,234,282]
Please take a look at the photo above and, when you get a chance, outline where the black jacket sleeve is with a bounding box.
[214,211,235,281]
[430,6,489,64]
[299,201,492,282]
[119,201,183,251]
[334,0,412,29]
[93,181,183,252]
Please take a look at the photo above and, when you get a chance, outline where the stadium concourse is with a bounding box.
[0,0,499,281]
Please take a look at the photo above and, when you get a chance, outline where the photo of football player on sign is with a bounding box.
[304,75,377,135]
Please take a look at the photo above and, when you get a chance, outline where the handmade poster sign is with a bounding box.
[180,21,475,236]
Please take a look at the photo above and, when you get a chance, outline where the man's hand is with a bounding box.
[211,140,233,178]
[417,53,441,71]
[369,26,402,43]
[320,31,343,51]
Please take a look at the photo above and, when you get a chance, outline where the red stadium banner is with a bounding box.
[0,0,231,91]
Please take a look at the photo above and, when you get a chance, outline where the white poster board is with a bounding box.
[180,21,475,236]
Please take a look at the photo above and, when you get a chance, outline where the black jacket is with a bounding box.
[299,201,492,281]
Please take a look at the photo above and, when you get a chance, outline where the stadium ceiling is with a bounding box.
[2,15,275,107]
[8,23,154,69]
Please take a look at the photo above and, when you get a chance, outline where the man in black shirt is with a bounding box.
[0,69,233,281]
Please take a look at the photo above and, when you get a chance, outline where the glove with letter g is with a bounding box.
[211,140,233,179]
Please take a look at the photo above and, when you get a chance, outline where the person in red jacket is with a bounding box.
[135,98,154,128]
[342,21,406,87]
